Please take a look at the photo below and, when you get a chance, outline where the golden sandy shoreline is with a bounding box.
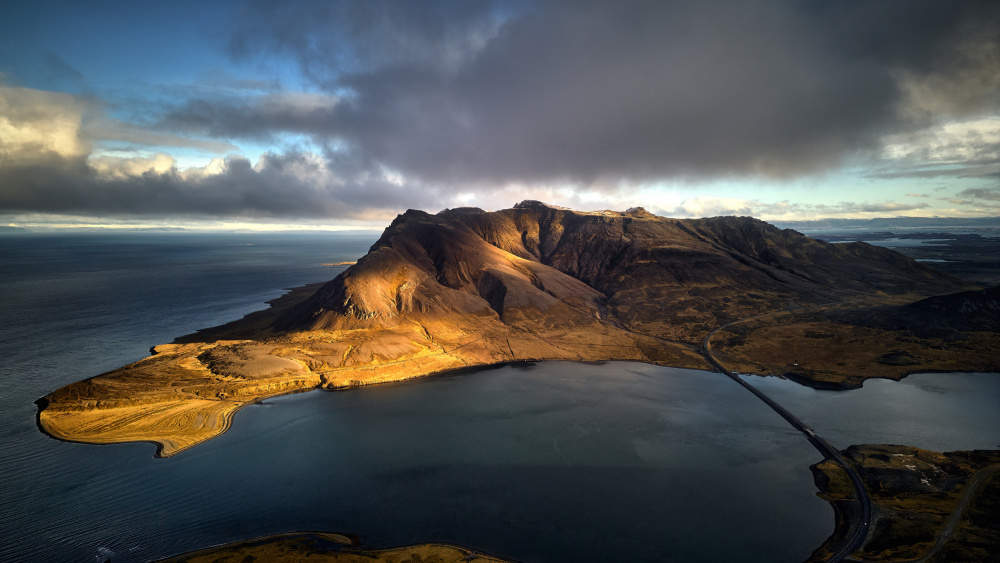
[36,339,705,457]
[35,285,997,458]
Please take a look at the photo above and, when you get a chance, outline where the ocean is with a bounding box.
[1,231,996,562]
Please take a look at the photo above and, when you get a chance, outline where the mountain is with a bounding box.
[276,200,962,340]
[37,201,972,456]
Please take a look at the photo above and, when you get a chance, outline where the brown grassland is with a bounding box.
[809,445,1000,562]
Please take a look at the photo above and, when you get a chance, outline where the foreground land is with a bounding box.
[158,532,510,563]
[39,202,994,456]
[809,445,1000,562]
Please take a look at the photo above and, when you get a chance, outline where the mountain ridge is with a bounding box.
[276,201,963,341]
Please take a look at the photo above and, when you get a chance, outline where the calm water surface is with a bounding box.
[740,372,1000,451]
[1,232,996,562]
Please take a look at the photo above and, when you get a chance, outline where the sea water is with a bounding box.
[0,232,996,562]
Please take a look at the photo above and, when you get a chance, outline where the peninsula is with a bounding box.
[37,201,995,457]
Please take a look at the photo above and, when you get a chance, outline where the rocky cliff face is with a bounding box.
[278,200,964,340]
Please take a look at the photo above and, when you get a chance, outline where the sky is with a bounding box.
[1,0,998,230]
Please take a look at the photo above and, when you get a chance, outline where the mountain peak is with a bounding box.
[513,200,569,210]
[624,206,655,218]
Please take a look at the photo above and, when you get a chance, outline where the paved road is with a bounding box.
[701,319,873,563]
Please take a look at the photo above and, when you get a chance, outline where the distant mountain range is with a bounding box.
[772,216,1000,230]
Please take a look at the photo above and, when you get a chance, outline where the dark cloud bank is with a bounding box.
[4,0,1000,219]
[0,152,441,220]
[186,0,1000,181]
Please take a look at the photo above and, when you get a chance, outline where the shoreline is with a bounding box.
[36,354,1000,457]
[22,203,999,562]
[32,272,1000,560]
[808,445,1000,561]
[32,281,1000,561]
[35,280,1000,457]
[745,366,1000,391]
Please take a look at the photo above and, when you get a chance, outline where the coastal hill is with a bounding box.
[276,200,959,339]
[37,201,984,456]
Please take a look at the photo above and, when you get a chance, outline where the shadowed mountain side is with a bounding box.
[811,284,1000,341]
[885,285,999,335]
[709,285,1000,389]
[172,283,327,344]
[37,201,972,456]
[273,207,605,332]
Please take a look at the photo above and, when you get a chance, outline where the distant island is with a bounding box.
[35,201,999,560]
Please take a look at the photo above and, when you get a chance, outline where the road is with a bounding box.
[701,319,873,563]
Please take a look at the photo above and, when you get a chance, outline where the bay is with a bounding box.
[1,232,995,562]
[740,372,1000,452]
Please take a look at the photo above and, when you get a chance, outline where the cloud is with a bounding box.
[656,196,933,220]
[84,118,240,153]
[0,150,443,219]
[88,153,180,179]
[0,86,92,162]
[0,85,438,220]
[214,0,1000,188]
[161,92,340,141]
[840,201,930,213]
[227,0,505,84]
[956,188,1000,202]
[41,53,87,92]
[660,197,760,219]
[4,2,1000,223]
[896,23,1000,121]
[873,116,1000,178]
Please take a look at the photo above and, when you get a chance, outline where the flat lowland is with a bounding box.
[37,202,995,455]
